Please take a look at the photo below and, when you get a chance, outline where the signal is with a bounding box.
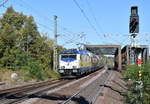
[138,70,143,80]
[129,6,139,35]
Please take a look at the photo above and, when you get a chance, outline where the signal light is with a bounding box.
[129,6,139,34]
[138,70,143,80]
[129,17,139,33]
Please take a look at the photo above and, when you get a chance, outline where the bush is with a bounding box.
[26,60,47,81]
[124,61,150,104]
[25,59,60,81]
[124,64,139,80]
[44,67,60,80]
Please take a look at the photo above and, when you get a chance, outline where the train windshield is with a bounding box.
[61,55,76,59]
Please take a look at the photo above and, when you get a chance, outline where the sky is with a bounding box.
[0,0,150,49]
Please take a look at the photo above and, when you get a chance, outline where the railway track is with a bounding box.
[61,69,113,104]
[0,79,72,104]
[0,67,109,104]
[0,82,5,85]
[18,67,108,104]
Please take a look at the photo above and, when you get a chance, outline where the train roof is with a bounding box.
[60,49,91,55]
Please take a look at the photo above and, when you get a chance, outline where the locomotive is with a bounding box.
[58,49,105,76]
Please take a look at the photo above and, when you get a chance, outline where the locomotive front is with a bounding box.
[59,50,80,76]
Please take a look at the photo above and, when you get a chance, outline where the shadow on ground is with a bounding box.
[29,94,90,104]
[4,93,90,104]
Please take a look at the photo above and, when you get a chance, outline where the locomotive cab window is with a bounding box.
[69,55,76,59]
[61,55,68,59]
[61,55,77,59]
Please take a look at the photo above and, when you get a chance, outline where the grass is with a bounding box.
[123,61,150,104]
[0,66,60,85]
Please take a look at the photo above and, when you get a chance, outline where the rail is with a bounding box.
[61,70,113,104]
[0,80,59,95]
[0,79,71,104]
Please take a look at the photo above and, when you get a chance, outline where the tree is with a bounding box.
[0,7,47,69]
[0,7,64,80]
[0,7,26,68]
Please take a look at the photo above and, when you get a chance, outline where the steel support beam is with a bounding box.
[118,46,122,70]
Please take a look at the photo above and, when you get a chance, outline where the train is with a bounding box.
[58,49,105,77]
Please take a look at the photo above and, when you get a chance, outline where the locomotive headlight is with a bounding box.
[59,70,64,73]
[73,69,78,73]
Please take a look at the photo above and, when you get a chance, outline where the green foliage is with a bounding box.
[124,64,139,80]
[24,59,60,81]
[44,67,61,80]
[26,60,46,81]
[0,7,63,81]
[124,61,150,104]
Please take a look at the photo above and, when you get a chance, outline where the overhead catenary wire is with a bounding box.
[19,0,51,22]
[12,0,88,47]
[0,1,119,47]
[85,0,132,45]
[62,29,86,41]
[3,0,52,33]
[2,0,138,46]
[72,0,107,44]
[58,26,87,47]
[61,33,84,46]
[18,0,80,36]
[137,32,150,45]
[72,0,99,35]
[85,0,104,37]
[36,22,53,31]
[0,0,9,7]
[14,0,85,46]
[60,29,87,46]
[14,0,57,36]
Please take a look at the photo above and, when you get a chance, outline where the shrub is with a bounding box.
[124,61,150,104]
[26,60,47,81]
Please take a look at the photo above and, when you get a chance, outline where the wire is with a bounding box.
[17,0,83,43]
[72,0,99,35]
[19,0,82,38]
[86,0,104,36]
[60,31,86,47]
[61,33,82,45]
[11,0,55,36]
[19,0,51,21]
[36,22,53,31]
[1,0,87,48]
[85,0,132,45]
[60,27,88,46]
[63,28,86,39]
[12,0,81,47]
[0,0,8,7]
[72,0,108,44]
[16,0,91,46]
